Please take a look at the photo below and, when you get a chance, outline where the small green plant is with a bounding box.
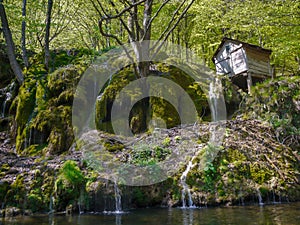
[162,137,171,146]
[203,162,217,191]
[174,135,181,142]
[130,144,171,166]
[54,160,86,211]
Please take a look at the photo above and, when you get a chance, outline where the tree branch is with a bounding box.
[104,0,146,20]
[156,0,187,42]
[142,0,170,40]
[152,0,195,55]
[98,17,135,64]
[108,1,133,41]
[89,0,103,17]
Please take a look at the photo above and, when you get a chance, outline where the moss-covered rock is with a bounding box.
[54,160,86,211]
[14,53,90,155]
[95,64,208,134]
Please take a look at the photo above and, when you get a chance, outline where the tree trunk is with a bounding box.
[44,0,53,70]
[21,0,29,68]
[0,0,24,84]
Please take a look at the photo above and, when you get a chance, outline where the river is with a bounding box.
[1,202,299,225]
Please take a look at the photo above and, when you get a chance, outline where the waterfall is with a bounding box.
[272,190,276,203]
[28,128,33,146]
[1,92,12,118]
[209,82,217,122]
[208,77,223,122]
[180,156,197,208]
[256,189,264,206]
[114,181,122,213]
[48,195,54,214]
[78,188,85,214]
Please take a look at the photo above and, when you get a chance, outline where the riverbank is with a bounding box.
[1,118,299,216]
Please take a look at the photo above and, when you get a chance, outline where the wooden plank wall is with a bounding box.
[245,47,271,77]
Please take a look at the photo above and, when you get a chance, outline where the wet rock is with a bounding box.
[4,207,22,217]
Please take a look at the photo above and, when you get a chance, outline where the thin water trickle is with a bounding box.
[28,128,33,146]
[1,92,12,118]
[208,77,223,122]
[49,195,54,214]
[180,156,197,208]
[114,181,122,213]
[257,189,264,206]
[272,190,278,204]
[209,82,218,122]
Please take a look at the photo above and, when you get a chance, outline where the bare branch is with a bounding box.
[89,0,103,17]
[50,3,81,43]
[104,0,146,20]
[108,1,134,41]
[141,0,153,41]
[120,17,133,39]
[152,0,195,56]
[134,2,141,40]
[156,0,187,42]
[161,0,195,43]
[96,0,110,17]
[98,17,135,63]
[143,0,170,40]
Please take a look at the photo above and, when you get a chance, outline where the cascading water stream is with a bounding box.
[209,77,224,122]
[180,156,197,208]
[114,181,123,213]
[48,195,54,214]
[256,188,264,206]
[1,92,12,118]
[179,77,224,209]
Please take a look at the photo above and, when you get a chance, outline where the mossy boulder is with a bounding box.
[14,60,89,155]
[95,64,208,134]
[54,160,86,211]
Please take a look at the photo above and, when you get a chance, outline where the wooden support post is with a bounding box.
[247,72,253,94]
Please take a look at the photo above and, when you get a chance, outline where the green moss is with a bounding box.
[14,51,90,155]
[54,160,86,211]
[15,78,37,152]
[95,64,208,134]
[22,144,48,156]
[103,141,125,152]
[95,66,137,132]
[27,189,43,213]
[0,181,9,203]
[0,163,10,172]
[132,188,149,207]
[5,175,26,207]
[249,164,272,185]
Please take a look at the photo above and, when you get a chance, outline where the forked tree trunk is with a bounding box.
[0,0,24,84]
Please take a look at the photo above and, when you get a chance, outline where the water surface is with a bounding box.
[2,202,299,225]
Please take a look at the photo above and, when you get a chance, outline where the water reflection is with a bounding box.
[48,214,54,225]
[167,208,173,225]
[115,214,122,225]
[182,209,194,225]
